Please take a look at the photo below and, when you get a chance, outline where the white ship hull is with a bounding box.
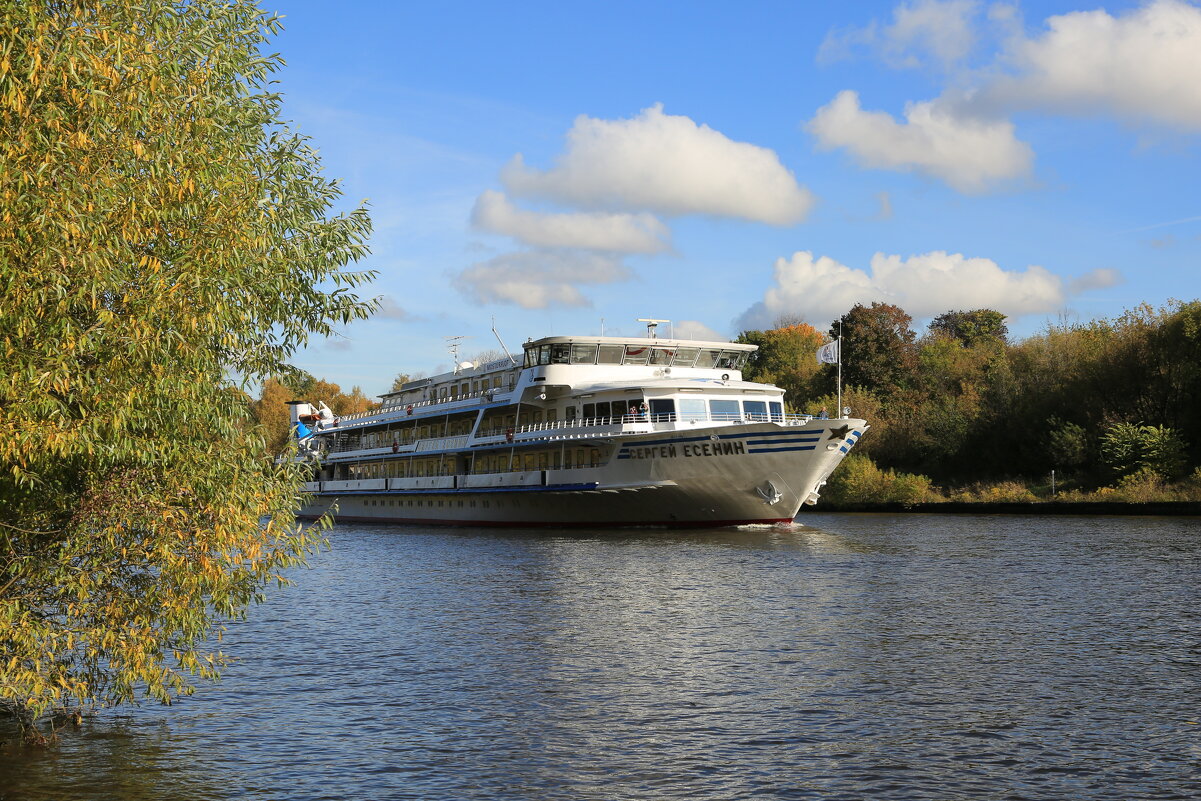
[297,420,866,527]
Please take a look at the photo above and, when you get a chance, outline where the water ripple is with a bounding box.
[2,516,1199,800]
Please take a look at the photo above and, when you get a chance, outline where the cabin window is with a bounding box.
[623,344,650,365]
[671,348,699,367]
[583,403,595,419]
[678,398,707,421]
[650,347,674,365]
[696,349,721,368]
[460,383,469,396]
[596,401,611,421]
[546,408,557,423]
[570,344,598,364]
[598,344,624,364]
[709,399,740,420]
[743,400,768,421]
[649,399,675,422]
[565,406,576,421]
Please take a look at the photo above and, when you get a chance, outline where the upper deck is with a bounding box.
[520,336,754,371]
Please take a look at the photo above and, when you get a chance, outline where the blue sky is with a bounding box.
[264,0,1201,396]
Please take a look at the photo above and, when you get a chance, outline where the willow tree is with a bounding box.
[0,0,375,738]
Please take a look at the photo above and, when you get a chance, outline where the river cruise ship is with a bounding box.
[291,328,868,527]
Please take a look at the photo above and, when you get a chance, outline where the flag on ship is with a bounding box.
[816,340,840,364]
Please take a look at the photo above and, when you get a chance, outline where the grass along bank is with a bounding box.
[815,453,1201,510]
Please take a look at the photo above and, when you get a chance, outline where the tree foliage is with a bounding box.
[737,322,825,409]
[0,0,375,737]
[741,300,1201,492]
[831,302,917,397]
[928,309,1009,347]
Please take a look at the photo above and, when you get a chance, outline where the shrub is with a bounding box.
[822,454,934,505]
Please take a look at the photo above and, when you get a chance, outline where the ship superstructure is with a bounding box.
[291,330,867,526]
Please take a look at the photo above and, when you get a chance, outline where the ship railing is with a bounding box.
[334,385,516,425]
[312,410,823,460]
[473,410,818,443]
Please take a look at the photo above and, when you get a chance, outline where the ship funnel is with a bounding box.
[286,400,314,425]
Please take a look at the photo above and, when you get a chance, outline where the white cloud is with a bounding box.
[501,104,815,225]
[470,190,670,253]
[983,0,1201,130]
[453,250,630,309]
[673,320,728,342]
[876,190,894,220]
[740,249,1121,328]
[375,295,411,320]
[818,0,981,70]
[1067,267,1123,294]
[807,90,1033,193]
[885,0,981,68]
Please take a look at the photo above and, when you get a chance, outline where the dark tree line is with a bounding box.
[740,301,1201,489]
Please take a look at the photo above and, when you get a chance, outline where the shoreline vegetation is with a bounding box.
[803,501,1201,515]
[734,304,1201,509]
[812,453,1201,512]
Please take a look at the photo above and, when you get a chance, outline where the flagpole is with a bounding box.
[837,320,842,418]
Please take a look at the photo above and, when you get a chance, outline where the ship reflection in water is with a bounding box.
[3,515,1199,801]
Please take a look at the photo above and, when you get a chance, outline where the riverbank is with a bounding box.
[803,500,1201,516]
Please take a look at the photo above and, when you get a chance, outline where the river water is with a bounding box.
[2,514,1199,800]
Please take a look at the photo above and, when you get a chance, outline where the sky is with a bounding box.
[263,0,1201,397]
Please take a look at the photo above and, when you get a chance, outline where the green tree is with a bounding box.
[928,309,1009,347]
[737,322,825,407]
[0,0,374,740]
[1101,423,1187,481]
[830,302,917,397]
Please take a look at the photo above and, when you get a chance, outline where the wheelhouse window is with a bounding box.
[623,344,650,365]
[671,348,699,367]
[570,344,598,364]
[696,349,721,368]
[769,401,784,421]
[598,344,624,364]
[650,348,674,366]
[716,350,748,370]
[543,343,568,364]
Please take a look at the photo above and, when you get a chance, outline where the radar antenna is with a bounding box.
[637,318,671,339]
